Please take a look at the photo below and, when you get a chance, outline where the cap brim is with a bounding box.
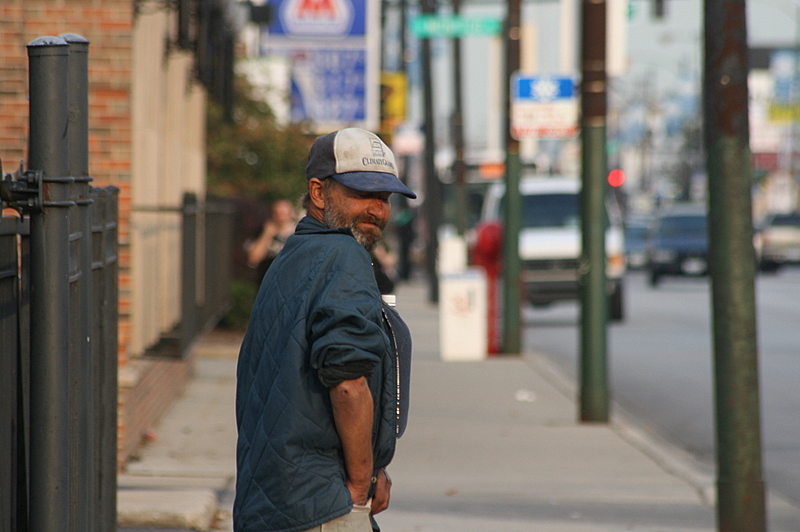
[332,171,417,199]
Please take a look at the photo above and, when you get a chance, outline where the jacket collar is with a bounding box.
[295,215,354,238]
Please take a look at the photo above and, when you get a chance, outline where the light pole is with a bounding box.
[704,0,767,529]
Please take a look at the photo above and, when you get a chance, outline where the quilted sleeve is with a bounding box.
[307,244,389,377]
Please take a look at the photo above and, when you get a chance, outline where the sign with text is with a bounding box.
[511,74,578,140]
[263,0,379,131]
[269,0,366,37]
[410,15,502,37]
[289,49,367,123]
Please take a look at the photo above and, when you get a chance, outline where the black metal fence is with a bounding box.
[0,35,121,532]
[1,34,232,532]
[139,192,234,359]
[0,189,121,532]
[0,214,31,532]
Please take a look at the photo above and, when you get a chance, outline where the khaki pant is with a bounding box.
[300,504,372,532]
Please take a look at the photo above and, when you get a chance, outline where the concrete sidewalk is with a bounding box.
[117,279,800,531]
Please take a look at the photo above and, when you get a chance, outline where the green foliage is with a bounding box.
[207,76,312,329]
[206,76,313,205]
[217,279,258,331]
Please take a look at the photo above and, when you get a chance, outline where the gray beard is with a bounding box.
[323,203,383,252]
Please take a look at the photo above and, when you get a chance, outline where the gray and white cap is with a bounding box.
[305,128,417,199]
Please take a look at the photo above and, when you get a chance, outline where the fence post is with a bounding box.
[0,216,27,532]
[61,33,95,532]
[207,198,233,324]
[182,193,199,353]
[0,219,17,531]
[26,36,75,531]
[202,197,231,328]
[91,187,119,532]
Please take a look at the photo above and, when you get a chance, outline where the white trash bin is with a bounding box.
[439,268,488,361]
[438,232,468,275]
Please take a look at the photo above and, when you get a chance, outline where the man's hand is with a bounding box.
[370,468,392,515]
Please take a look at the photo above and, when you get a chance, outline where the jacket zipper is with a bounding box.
[382,307,402,435]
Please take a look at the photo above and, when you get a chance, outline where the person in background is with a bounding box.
[246,199,297,285]
[234,128,415,532]
[370,243,398,295]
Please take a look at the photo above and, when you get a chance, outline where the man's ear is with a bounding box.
[308,178,326,210]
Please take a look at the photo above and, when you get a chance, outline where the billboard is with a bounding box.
[263,0,379,132]
[270,0,365,36]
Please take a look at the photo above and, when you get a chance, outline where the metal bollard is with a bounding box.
[62,32,95,532]
[26,36,75,531]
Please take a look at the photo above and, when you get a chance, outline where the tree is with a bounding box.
[207,75,313,330]
[206,75,312,205]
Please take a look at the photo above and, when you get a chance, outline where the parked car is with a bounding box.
[646,204,708,286]
[624,216,651,270]
[478,176,626,320]
[755,212,800,272]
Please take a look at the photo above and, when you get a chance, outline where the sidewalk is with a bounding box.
[117,279,800,531]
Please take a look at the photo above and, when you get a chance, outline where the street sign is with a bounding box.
[511,73,578,140]
[410,15,502,38]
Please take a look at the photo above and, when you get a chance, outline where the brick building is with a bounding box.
[0,0,237,466]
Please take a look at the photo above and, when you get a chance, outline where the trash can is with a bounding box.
[438,231,468,275]
[439,268,488,361]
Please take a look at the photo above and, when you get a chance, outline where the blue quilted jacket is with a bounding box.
[234,216,398,532]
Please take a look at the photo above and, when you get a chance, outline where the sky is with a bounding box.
[625,0,799,95]
[405,0,800,156]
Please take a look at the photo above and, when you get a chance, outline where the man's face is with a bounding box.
[322,179,391,252]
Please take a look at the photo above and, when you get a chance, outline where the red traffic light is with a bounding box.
[607,168,626,187]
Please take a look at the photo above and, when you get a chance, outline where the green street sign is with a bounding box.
[410,15,502,37]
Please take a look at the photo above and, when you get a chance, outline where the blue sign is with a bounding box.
[261,0,378,131]
[510,73,578,139]
[290,49,367,122]
[771,49,798,104]
[268,0,366,37]
[513,75,575,102]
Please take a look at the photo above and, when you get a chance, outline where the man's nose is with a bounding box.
[366,197,389,218]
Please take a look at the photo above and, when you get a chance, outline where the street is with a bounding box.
[522,268,800,512]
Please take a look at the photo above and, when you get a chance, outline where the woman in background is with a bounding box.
[246,199,298,285]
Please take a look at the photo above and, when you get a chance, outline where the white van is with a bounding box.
[480,176,626,321]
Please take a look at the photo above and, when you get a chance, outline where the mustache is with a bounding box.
[352,214,386,230]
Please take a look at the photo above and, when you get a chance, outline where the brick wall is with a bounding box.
[0,3,35,170]
[0,0,134,360]
[0,0,207,468]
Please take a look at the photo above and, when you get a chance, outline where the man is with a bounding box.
[234,128,415,532]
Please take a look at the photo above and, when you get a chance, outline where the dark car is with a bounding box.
[624,216,651,270]
[647,205,708,286]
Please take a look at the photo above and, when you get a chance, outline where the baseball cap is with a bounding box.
[305,128,417,199]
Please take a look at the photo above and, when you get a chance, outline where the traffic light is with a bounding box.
[607,168,626,187]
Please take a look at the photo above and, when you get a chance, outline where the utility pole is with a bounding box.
[501,0,522,353]
[579,0,609,422]
[421,0,440,303]
[396,0,415,282]
[451,0,468,236]
[703,0,767,530]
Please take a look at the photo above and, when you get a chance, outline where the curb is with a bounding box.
[525,351,716,505]
[117,489,218,531]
